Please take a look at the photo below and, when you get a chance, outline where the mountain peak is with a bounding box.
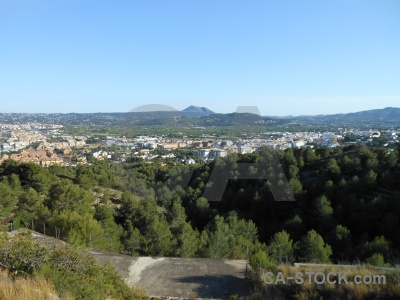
[183,105,214,113]
[182,106,215,117]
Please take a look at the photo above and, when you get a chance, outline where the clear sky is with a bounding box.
[1,0,399,116]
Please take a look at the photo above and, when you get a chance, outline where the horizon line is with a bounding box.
[0,106,399,118]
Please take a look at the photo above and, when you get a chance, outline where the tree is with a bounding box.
[17,187,43,219]
[303,148,318,166]
[340,155,352,170]
[313,195,335,232]
[289,178,302,194]
[156,185,173,207]
[203,216,231,258]
[123,223,143,256]
[187,197,214,229]
[20,162,53,193]
[296,230,332,263]
[174,222,199,257]
[225,213,259,259]
[283,149,298,177]
[330,225,352,259]
[54,211,106,249]
[13,187,45,230]
[168,202,199,257]
[361,236,393,261]
[317,147,331,159]
[284,148,298,166]
[202,213,260,259]
[361,150,379,169]
[365,170,377,185]
[313,195,333,219]
[94,205,124,252]
[366,253,386,267]
[0,182,17,221]
[283,215,305,241]
[143,220,176,256]
[387,150,398,168]
[75,165,96,190]
[8,174,22,192]
[268,230,294,264]
[47,180,93,215]
[288,165,299,179]
[249,250,276,271]
[326,158,341,175]
[366,156,379,169]
[297,156,305,168]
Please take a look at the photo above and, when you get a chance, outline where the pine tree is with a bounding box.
[296,230,332,263]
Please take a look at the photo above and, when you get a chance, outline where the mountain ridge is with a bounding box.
[314,107,400,120]
[181,105,215,117]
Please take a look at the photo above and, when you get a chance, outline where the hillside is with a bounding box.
[4,230,251,299]
[182,105,215,117]
[0,231,147,299]
[307,107,400,121]
[1,107,400,128]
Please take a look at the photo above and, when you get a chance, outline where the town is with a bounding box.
[1,121,399,167]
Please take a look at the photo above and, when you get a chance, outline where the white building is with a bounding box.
[209,149,227,158]
[292,140,305,148]
[198,149,210,158]
[184,158,195,165]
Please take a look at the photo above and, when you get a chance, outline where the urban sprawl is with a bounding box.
[1,123,399,167]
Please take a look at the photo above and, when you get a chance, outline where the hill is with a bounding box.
[314,107,400,121]
[1,107,400,129]
[182,105,215,117]
[5,230,251,299]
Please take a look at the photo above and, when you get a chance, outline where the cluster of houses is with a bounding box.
[0,148,67,167]
[1,123,399,167]
[0,124,90,167]
[0,129,47,152]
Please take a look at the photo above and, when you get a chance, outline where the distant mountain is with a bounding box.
[312,107,400,121]
[1,107,399,128]
[182,106,215,117]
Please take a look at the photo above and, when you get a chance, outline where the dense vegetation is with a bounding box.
[1,144,400,269]
[0,231,147,299]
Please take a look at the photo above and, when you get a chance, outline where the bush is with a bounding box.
[367,253,386,267]
[0,231,147,299]
[250,250,277,271]
[296,230,332,263]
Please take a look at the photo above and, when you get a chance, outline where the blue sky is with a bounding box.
[1,0,399,116]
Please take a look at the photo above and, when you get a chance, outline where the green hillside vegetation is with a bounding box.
[0,231,147,299]
[328,107,400,120]
[1,144,400,296]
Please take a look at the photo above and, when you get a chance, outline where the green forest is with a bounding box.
[1,144,400,268]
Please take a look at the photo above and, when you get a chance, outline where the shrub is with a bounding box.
[250,250,277,271]
[0,231,147,299]
[367,253,386,267]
